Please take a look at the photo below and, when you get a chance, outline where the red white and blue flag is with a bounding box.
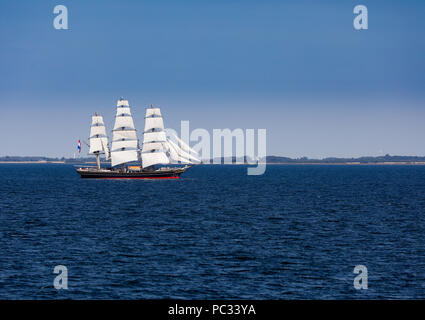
[77,140,81,153]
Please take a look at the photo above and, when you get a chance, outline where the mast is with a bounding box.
[141,104,200,168]
[141,105,169,169]
[111,98,139,167]
[89,113,109,170]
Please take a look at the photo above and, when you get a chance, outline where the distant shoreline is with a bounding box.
[2,161,425,166]
[3,154,425,166]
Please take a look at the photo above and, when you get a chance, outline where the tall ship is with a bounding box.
[76,98,200,179]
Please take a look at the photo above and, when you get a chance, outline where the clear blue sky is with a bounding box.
[1,0,424,158]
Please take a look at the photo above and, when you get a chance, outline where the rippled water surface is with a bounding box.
[1,164,425,299]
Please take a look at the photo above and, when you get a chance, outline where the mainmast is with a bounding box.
[89,113,109,169]
[111,98,139,168]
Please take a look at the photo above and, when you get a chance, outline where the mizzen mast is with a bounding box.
[141,105,170,169]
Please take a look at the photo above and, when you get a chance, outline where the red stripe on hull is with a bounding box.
[87,176,180,180]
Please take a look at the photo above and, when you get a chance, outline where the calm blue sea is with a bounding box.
[0,164,424,299]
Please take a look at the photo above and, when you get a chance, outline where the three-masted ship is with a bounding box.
[76,98,199,179]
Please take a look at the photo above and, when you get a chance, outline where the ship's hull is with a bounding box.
[76,166,189,179]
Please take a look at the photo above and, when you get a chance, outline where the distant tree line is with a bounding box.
[2,154,425,164]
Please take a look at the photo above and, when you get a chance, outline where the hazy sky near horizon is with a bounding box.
[1,0,424,158]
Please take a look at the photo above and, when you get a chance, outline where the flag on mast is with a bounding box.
[77,140,81,153]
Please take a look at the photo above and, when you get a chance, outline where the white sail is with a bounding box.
[111,150,139,167]
[116,107,131,116]
[113,130,137,141]
[111,98,139,167]
[111,139,138,152]
[113,116,135,130]
[89,139,103,154]
[143,131,167,143]
[92,116,104,125]
[146,108,161,118]
[173,134,198,155]
[141,152,169,168]
[165,140,192,164]
[117,99,129,107]
[144,117,164,132]
[90,125,107,138]
[142,142,165,153]
[167,138,200,163]
[89,115,109,155]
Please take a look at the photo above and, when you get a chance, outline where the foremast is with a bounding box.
[89,114,109,169]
